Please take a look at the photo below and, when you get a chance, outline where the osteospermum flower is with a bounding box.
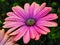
[3,2,58,44]
[0,29,18,45]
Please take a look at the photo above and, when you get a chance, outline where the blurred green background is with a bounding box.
[0,0,60,45]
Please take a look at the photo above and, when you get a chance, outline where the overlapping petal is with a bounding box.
[23,30,30,44]
[34,26,48,35]
[30,2,39,17]
[33,2,46,16]
[40,14,58,20]
[30,26,41,40]
[13,26,28,41]
[35,7,52,19]
[3,22,24,28]
[29,27,36,39]
[5,16,24,22]
[6,25,22,34]
[7,12,18,17]
[24,3,30,18]
[12,6,25,18]
[37,21,58,27]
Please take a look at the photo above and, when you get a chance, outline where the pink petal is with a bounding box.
[12,6,24,18]
[33,2,46,17]
[35,34,41,40]
[37,21,58,27]
[41,14,58,20]
[6,25,21,34]
[10,26,27,35]
[31,27,41,40]
[23,30,30,44]
[24,3,30,18]
[35,7,52,20]
[34,26,48,35]
[30,2,39,17]
[29,27,36,39]
[13,26,28,41]
[3,22,24,28]
[5,16,24,22]
[7,12,18,17]
[15,6,25,17]
[38,26,50,33]
[0,29,5,41]
[10,28,21,35]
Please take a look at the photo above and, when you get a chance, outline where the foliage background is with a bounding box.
[0,0,60,45]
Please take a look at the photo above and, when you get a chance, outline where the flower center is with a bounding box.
[26,18,35,26]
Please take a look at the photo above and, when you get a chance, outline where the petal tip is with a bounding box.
[6,12,12,16]
[43,2,46,5]
[52,22,58,27]
[24,40,30,44]
[45,7,52,11]
[55,23,58,27]
[25,3,30,5]
[54,14,58,19]
[3,26,5,28]
[32,2,36,4]
[42,2,46,6]
[12,7,16,10]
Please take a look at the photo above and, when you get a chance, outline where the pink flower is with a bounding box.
[3,2,58,44]
[0,29,17,45]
